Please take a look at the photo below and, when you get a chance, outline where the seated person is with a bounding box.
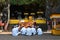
[37,28,43,35]
[31,25,36,35]
[12,25,21,36]
[26,26,32,36]
[20,27,27,35]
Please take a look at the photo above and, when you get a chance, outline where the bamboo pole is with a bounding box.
[4,1,10,31]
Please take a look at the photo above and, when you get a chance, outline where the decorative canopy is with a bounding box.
[50,14,60,19]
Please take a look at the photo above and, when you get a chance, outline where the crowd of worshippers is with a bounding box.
[12,24,43,37]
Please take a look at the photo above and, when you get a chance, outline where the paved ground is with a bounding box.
[0,33,60,40]
[0,30,51,34]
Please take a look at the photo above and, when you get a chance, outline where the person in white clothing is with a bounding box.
[31,25,36,35]
[12,25,21,36]
[26,26,32,36]
[20,27,27,35]
[37,28,43,35]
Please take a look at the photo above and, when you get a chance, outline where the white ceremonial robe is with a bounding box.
[37,28,43,35]
[31,28,36,35]
[20,27,27,35]
[12,27,21,36]
[26,27,32,36]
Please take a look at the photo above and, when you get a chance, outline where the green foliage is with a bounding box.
[0,0,5,3]
[10,0,37,5]
[10,0,17,5]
